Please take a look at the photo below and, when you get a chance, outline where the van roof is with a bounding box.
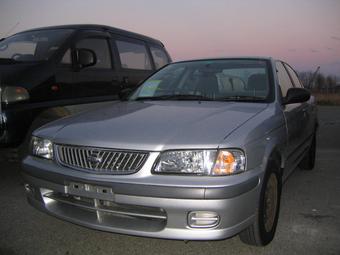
[16,24,164,46]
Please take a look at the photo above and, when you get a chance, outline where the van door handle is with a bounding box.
[122,76,129,84]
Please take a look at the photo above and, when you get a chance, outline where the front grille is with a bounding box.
[55,144,149,174]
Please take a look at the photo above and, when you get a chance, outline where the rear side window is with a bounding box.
[116,40,152,70]
[284,63,303,88]
[76,38,111,69]
[150,46,169,69]
[276,61,293,97]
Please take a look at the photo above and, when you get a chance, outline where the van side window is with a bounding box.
[276,61,294,97]
[116,40,152,70]
[61,49,71,64]
[150,47,169,69]
[76,38,111,69]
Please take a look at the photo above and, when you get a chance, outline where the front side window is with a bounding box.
[116,40,152,70]
[60,48,71,64]
[76,38,111,69]
[0,29,73,62]
[130,59,271,102]
[276,62,294,97]
[284,63,303,88]
[150,46,169,69]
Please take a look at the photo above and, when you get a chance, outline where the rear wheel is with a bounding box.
[239,161,282,246]
[299,133,316,170]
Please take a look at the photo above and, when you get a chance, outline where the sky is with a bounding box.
[1,0,340,76]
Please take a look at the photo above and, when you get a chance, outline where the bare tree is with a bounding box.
[316,73,326,91]
[299,71,314,88]
[326,75,336,93]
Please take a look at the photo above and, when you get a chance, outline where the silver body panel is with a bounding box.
[22,57,318,240]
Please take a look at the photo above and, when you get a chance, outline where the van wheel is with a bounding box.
[239,161,282,246]
[298,133,316,170]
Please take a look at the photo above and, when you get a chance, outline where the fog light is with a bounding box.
[188,211,220,228]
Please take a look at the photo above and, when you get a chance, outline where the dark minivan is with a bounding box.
[0,24,171,147]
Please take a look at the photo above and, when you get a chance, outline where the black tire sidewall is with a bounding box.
[309,134,316,167]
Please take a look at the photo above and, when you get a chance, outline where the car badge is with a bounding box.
[87,151,103,166]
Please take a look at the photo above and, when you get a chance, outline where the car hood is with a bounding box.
[41,101,268,151]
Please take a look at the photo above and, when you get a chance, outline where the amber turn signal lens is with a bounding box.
[212,151,236,175]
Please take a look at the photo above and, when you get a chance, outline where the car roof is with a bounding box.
[13,24,164,46]
[173,57,275,64]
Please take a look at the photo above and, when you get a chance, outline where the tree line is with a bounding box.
[299,71,339,93]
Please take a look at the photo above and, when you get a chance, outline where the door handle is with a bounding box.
[122,76,129,84]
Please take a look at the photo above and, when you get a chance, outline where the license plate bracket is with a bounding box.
[66,182,114,201]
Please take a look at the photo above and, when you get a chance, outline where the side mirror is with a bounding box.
[76,48,96,69]
[283,88,311,105]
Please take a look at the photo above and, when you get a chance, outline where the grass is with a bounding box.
[313,93,340,106]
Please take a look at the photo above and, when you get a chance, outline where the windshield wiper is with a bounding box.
[216,95,266,102]
[134,94,213,101]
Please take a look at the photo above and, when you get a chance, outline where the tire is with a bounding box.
[239,160,282,246]
[298,133,316,170]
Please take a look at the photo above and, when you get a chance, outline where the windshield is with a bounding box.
[0,29,73,62]
[130,59,272,102]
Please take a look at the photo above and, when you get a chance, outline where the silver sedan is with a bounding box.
[22,57,318,246]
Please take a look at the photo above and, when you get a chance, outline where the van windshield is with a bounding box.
[0,29,73,62]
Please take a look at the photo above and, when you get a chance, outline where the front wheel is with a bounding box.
[239,161,282,246]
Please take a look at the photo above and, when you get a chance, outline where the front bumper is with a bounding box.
[22,155,262,240]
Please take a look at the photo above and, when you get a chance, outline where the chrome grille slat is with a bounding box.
[58,148,64,161]
[135,154,146,170]
[65,147,70,164]
[105,152,116,169]
[55,144,148,174]
[129,153,139,170]
[119,153,128,171]
[82,149,88,169]
[73,148,80,167]
[79,149,85,169]
[123,153,133,170]
[110,152,122,171]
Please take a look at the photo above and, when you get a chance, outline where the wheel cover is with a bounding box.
[264,173,278,232]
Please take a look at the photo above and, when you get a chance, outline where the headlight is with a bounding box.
[2,86,29,104]
[153,149,246,176]
[31,136,53,159]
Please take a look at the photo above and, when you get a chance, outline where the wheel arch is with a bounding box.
[261,138,284,177]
